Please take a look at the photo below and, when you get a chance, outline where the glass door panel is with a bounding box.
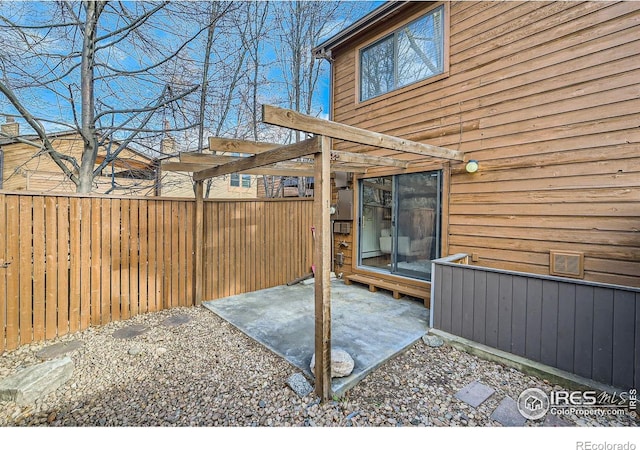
[392,171,441,280]
[359,176,393,272]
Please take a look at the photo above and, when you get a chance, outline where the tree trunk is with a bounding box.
[77,1,103,193]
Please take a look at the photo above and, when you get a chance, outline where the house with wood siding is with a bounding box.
[0,118,157,195]
[313,0,640,295]
[310,0,640,391]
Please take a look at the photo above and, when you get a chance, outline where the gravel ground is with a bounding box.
[0,306,637,427]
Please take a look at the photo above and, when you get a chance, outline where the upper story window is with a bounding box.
[359,4,445,102]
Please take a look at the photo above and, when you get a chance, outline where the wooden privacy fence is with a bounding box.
[0,192,313,352]
[432,255,640,390]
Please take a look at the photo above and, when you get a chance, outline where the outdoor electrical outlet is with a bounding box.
[336,252,345,266]
[472,253,479,262]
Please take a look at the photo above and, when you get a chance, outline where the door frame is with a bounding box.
[351,163,450,287]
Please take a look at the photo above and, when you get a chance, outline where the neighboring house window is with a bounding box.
[230,152,251,188]
[360,4,445,101]
[230,174,251,188]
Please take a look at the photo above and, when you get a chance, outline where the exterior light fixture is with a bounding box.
[465,159,479,173]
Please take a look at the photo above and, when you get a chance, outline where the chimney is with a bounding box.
[160,119,175,154]
[1,116,19,137]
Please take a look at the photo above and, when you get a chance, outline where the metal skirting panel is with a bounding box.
[432,261,640,391]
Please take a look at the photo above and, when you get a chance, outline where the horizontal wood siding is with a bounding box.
[1,134,155,196]
[331,1,640,288]
[433,260,640,390]
[0,192,312,350]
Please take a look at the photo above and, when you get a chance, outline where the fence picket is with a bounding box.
[0,193,312,349]
[32,197,45,342]
[5,196,19,350]
[19,196,33,345]
[69,198,81,333]
[0,194,5,352]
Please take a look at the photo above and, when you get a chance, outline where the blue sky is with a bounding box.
[0,1,382,153]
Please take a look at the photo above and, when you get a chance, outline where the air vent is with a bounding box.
[549,250,584,278]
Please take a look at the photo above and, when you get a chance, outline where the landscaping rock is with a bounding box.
[0,306,635,427]
[310,348,354,378]
[0,357,74,405]
[422,334,444,348]
[286,373,313,397]
[128,345,143,356]
[544,414,572,427]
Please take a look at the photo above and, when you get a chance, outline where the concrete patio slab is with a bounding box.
[203,280,428,396]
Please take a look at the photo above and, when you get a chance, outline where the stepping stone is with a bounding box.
[286,373,313,397]
[161,314,192,328]
[36,340,83,361]
[544,414,572,427]
[112,324,149,339]
[0,357,74,405]
[454,380,495,408]
[490,396,527,427]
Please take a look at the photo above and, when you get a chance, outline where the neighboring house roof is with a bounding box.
[0,128,155,166]
[312,1,409,57]
[0,130,78,146]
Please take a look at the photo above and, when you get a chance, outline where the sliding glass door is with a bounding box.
[358,171,441,281]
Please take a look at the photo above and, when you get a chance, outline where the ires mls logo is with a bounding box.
[517,388,637,420]
[551,390,598,406]
[517,388,550,420]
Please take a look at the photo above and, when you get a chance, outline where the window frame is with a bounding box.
[355,2,449,105]
[229,173,251,188]
[229,152,252,189]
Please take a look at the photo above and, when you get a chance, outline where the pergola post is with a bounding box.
[314,135,332,400]
[194,180,204,306]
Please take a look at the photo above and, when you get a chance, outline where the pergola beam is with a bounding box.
[164,159,367,176]
[180,153,240,164]
[161,161,215,172]
[208,136,279,154]
[330,150,408,168]
[193,137,321,181]
[262,105,464,161]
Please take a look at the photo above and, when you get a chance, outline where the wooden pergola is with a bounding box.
[162,105,464,401]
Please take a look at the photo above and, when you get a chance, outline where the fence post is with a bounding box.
[194,181,204,306]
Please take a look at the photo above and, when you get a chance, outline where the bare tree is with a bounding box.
[0,1,208,193]
[272,1,347,197]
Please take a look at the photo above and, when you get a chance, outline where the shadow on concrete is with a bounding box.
[203,280,428,395]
